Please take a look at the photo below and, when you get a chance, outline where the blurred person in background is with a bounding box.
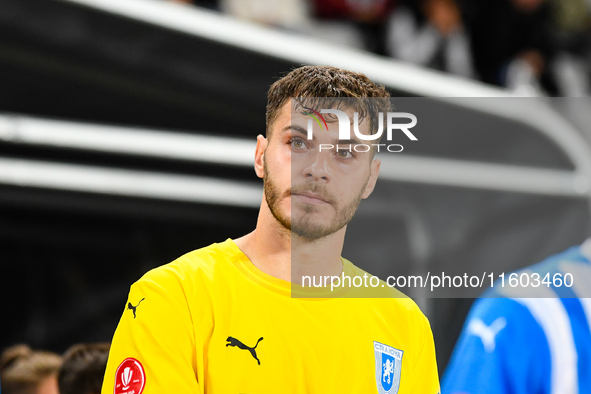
[0,345,62,394]
[548,0,591,96]
[442,237,591,394]
[218,0,396,53]
[167,0,220,10]
[309,0,398,53]
[220,0,308,27]
[466,0,556,95]
[58,343,110,394]
[386,0,476,79]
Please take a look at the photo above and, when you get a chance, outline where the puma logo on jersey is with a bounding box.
[127,298,145,319]
[226,336,263,365]
[468,317,506,352]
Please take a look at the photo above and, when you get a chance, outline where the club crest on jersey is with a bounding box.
[374,341,403,394]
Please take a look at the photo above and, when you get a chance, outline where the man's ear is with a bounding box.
[362,158,381,199]
[254,134,267,179]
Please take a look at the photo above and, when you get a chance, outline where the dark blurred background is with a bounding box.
[1,0,591,376]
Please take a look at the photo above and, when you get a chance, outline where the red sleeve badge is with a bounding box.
[114,358,146,394]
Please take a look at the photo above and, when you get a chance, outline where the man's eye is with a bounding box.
[291,139,305,149]
[337,148,353,158]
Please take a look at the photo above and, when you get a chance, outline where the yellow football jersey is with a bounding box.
[102,239,439,394]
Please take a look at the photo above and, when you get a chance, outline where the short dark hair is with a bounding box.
[1,344,62,394]
[57,343,110,394]
[266,65,391,138]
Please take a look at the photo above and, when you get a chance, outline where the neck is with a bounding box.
[234,201,345,284]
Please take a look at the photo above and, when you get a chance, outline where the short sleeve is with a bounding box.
[102,271,201,394]
[408,313,440,394]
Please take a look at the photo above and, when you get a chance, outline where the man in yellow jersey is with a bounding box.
[102,65,440,394]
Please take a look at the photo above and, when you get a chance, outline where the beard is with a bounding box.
[264,158,367,241]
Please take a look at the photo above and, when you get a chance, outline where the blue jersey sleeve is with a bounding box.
[442,296,551,394]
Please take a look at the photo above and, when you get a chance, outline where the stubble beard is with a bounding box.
[263,158,367,241]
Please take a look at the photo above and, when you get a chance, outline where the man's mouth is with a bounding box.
[292,191,329,205]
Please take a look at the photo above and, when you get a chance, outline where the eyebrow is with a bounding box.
[284,125,366,147]
[284,125,309,137]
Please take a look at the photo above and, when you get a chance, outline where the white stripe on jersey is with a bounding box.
[515,297,578,394]
[502,277,578,394]
[575,238,591,340]
[560,260,591,338]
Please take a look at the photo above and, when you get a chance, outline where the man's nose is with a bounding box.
[302,150,331,181]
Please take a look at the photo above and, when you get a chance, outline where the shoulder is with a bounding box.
[465,295,539,333]
[121,240,241,329]
[343,259,412,299]
[343,259,430,326]
[452,292,558,366]
[133,239,238,296]
[442,293,554,393]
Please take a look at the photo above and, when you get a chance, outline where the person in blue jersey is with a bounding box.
[442,238,591,394]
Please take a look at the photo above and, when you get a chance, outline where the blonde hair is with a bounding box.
[1,344,62,394]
